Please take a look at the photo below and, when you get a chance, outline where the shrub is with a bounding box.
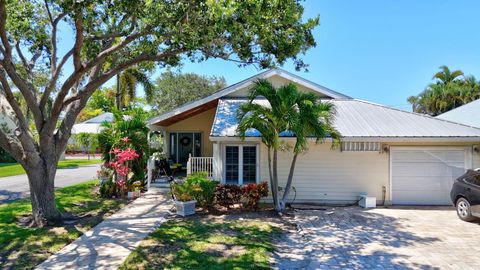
[241,182,269,210]
[185,173,218,208]
[215,184,243,208]
[100,179,118,198]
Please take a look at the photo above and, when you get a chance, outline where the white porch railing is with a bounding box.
[187,154,214,178]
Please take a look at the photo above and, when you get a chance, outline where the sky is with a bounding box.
[57,0,480,111]
[159,0,480,111]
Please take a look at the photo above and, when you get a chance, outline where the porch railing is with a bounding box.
[186,154,213,178]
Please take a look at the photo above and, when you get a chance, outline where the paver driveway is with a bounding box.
[273,206,480,270]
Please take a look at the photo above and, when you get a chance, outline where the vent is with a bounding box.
[341,142,380,152]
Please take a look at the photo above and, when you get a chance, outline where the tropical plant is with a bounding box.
[116,67,155,110]
[408,66,480,116]
[237,80,341,212]
[0,0,318,226]
[98,108,150,183]
[214,184,243,208]
[171,181,198,202]
[241,182,269,210]
[74,132,98,160]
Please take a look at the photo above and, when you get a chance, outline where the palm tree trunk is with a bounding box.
[267,147,278,210]
[116,74,121,110]
[279,152,298,211]
[272,148,280,211]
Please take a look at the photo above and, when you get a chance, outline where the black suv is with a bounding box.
[451,169,480,222]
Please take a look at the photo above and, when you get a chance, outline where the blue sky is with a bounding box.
[163,0,480,111]
[57,0,480,111]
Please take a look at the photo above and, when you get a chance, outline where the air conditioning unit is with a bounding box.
[359,194,376,208]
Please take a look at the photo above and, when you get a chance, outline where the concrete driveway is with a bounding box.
[0,164,100,203]
[274,206,480,270]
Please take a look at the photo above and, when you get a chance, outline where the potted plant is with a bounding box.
[171,181,198,216]
[132,180,142,198]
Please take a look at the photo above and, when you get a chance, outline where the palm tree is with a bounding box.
[116,68,155,110]
[432,65,464,85]
[237,80,340,212]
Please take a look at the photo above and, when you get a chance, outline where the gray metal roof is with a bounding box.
[436,99,480,128]
[211,98,480,138]
[83,112,114,124]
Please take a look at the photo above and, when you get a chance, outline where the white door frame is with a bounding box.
[389,146,472,204]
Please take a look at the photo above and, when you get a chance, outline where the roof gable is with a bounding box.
[437,99,480,128]
[148,69,350,126]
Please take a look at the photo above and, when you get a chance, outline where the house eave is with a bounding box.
[209,136,480,143]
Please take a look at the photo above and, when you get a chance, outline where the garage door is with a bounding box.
[391,147,468,205]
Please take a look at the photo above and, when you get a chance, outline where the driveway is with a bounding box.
[273,206,480,270]
[0,164,100,203]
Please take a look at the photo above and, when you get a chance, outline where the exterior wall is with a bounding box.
[259,141,389,204]
[161,107,216,157]
[210,139,480,205]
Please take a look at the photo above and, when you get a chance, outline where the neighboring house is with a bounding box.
[436,99,480,128]
[71,112,114,135]
[148,69,480,206]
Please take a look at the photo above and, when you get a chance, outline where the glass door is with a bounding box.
[224,145,257,184]
[170,132,202,165]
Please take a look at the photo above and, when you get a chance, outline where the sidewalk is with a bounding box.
[36,184,172,270]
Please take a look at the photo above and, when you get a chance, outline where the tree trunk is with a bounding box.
[272,148,280,211]
[25,158,61,227]
[279,153,298,211]
[116,74,121,110]
[267,147,278,210]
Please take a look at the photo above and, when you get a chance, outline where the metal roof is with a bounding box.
[83,112,114,123]
[211,98,480,139]
[436,99,480,128]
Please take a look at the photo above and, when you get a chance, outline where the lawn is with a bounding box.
[0,159,101,178]
[120,217,281,270]
[0,180,126,269]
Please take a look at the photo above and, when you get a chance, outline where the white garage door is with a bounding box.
[391,147,469,205]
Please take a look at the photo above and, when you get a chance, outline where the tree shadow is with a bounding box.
[0,189,28,204]
[273,208,441,269]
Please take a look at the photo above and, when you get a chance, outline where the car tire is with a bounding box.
[456,197,476,222]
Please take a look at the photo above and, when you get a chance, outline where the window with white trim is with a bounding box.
[224,145,258,185]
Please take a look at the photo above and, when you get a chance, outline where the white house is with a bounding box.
[148,69,480,206]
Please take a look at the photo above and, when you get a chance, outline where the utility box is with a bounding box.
[359,195,376,208]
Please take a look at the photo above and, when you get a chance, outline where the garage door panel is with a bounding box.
[391,148,467,205]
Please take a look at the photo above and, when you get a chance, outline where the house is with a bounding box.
[436,99,480,128]
[148,69,480,206]
[71,112,114,134]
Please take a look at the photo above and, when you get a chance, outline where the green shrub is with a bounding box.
[100,179,118,198]
[185,172,219,208]
[171,181,197,202]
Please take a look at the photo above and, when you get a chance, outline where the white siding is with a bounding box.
[259,141,389,204]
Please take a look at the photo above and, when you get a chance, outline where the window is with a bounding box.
[225,146,239,184]
[224,145,258,185]
[466,174,480,186]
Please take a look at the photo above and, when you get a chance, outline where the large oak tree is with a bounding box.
[0,0,318,226]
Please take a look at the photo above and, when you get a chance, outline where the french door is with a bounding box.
[224,145,258,185]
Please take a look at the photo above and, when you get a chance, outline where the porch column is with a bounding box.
[162,130,169,156]
[213,142,222,181]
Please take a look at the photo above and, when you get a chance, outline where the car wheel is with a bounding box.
[456,197,476,222]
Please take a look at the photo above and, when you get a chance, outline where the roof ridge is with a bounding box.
[350,98,480,131]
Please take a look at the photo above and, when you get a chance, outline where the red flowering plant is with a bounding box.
[107,137,140,196]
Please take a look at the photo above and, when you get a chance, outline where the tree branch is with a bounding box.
[40,48,73,110]
[45,0,66,73]
[73,7,84,71]
[0,0,11,57]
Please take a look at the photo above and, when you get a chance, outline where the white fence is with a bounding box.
[186,155,213,178]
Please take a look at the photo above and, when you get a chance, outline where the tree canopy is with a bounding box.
[150,71,226,113]
[0,0,319,226]
[408,66,480,116]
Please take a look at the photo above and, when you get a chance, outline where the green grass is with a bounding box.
[120,218,280,270]
[0,180,126,269]
[0,159,101,178]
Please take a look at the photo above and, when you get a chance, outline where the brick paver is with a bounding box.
[273,206,480,270]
